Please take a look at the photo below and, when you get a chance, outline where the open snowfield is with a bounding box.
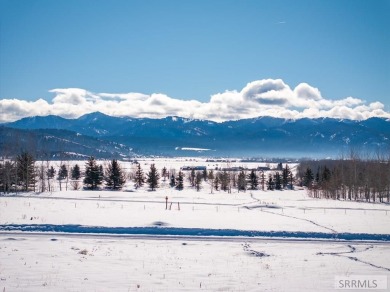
[1,158,390,291]
[1,234,389,292]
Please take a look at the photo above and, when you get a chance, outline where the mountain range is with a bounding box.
[1,112,389,159]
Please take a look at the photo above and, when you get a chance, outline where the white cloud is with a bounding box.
[241,79,291,105]
[293,83,322,101]
[1,78,389,123]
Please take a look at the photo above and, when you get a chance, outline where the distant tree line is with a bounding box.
[1,151,296,194]
[0,153,128,193]
[297,154,390,202]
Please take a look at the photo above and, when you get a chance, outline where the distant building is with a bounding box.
[180,166,207,171]
[221,167,244,172]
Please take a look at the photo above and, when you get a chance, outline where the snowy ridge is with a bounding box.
[4,114,390,157]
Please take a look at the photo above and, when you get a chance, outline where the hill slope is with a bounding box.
[3,113,390,158]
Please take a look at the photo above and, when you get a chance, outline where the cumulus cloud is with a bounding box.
[294,83,322,101]
[241,79,290,105]
[1,78,389,123]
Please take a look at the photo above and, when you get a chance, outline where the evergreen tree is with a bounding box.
[237,170,247,192]
[315,167,320,183]
[289,170,294,190]
[71,164,81,180]
[170,173,176,187]
[248,170,258,190]
[57,164,68,191]
[83,156,103,190]
[267,174,274,190]
[321,166,331,182]
[220,171,230,191]
[282,164,292,189]
[134,163,145,189]
[47,166,56,180]
[146,164,159,191]
[176,171,184,190]
[189,169,196,187]
[195,171,202,191]
[46,165,56,192]
[260,171,266,191]
[105,159,126,190]
[16,152,36,192]
[0,160,17,193]
[275,172,282,190]
[98,165,104,184]
[213,173,220,191]
[303,167,314,187]
[70,164,81,191]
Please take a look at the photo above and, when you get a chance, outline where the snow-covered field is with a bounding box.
[1,234,389,292]
[1,158,390,291]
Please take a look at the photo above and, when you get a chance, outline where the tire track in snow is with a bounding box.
[248,193,337,233]
[317,244,390,272]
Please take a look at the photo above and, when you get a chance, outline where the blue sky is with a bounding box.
[0,0,389,122]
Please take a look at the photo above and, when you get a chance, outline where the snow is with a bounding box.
[1,158,390,291]
[1,189,389,235]
[1,235,389,291]
[176,147,211,152]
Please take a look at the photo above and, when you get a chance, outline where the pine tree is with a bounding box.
[189,169,196,187]
[321,166,331,183]
[46,165,56,192]
[98,165,104,184]
[134,163,145,189]
[47,166,56,179]
[16,152,36,192]
[214,173,220,191]
[195,171,202,191]
[83,156,103,190]
[170,173,176,187]
[315,167,320,183]
[267,174,274,190]
[71,164,81,180]
[237,170,247,192]
[105,159,126,190]
[282,164,291,189]
[0,160,17,193]
[70,164,81,191]
[220,171,229,191]
[289,170,294,190]
[260,171,266,191]
[275,172,282,190]
[248,170,258,190]
[57,164,68,191]
[176,171,184,190]
[146,164,159,191]
[303,167,314,187]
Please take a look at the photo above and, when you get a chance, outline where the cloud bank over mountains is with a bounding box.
[1,79,389,123]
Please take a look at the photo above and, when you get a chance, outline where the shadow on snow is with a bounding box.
[0,224,390,241]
